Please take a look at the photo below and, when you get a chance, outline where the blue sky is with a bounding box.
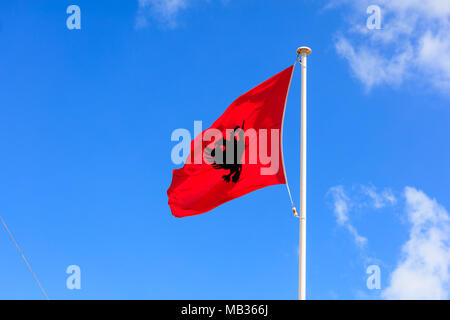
[0,0,449,299]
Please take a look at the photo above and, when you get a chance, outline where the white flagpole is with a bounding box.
[297,46,311,301]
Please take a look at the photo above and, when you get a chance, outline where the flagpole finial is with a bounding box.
[296,47,312,56]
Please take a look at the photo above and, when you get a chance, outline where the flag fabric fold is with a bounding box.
[167,65,295,218]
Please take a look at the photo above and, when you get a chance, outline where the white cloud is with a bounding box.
[135,0,229,28]
[331,0,450,93]
[361,185,397,209]
[328,186,368,247]
[382,187,450,299]
[328,185,397,248]
[330,184,450,299]
[136,0,191,28]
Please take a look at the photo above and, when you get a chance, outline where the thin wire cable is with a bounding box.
[285,178,297,217]
[0,215,49,300]
[282,58,300,218]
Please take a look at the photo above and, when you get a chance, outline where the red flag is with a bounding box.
[168,65,294,217]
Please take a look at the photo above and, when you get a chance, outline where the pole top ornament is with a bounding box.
[296,47,312,56]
